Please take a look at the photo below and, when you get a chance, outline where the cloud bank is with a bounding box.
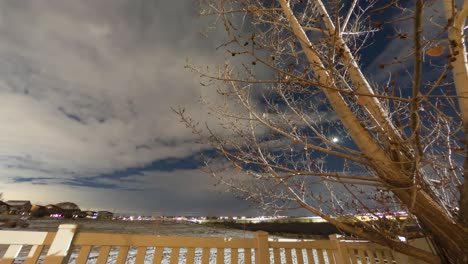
[0,0,253,215]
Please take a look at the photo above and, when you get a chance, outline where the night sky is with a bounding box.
[0,1,448,215]
[0,0,254,216]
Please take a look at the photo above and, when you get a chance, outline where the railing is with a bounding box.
[0,224,429,264]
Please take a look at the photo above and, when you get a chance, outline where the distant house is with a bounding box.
[45,204,62,215]
[0,201,9,214]
[55,202,81,218]
[6,200,32,215]
[30,204,48,218]
[97,211,113,220]
[72,211,86,218]
[83,211,98,219]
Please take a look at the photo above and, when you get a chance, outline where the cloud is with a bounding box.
[0,0,253,214]
[6,168,253,215]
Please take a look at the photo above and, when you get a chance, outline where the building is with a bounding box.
[54,203,81,218]
[82,211,98,219]
[6,200,32,215]
[97,211,113,220]
[0,201,9,214]
[30,204,48,218]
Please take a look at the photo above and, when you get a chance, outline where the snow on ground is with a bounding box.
[5,218,260,238]
[20,219,256,237]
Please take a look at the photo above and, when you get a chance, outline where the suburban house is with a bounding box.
[6,200,32,215]
[54,202,81,218]
[45,204,62,214]
[0,201,9,214]
[97,211,114,220]
[82,211,98,219]
[30,204,48,217]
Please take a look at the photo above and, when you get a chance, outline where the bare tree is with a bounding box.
[178,1,468,263]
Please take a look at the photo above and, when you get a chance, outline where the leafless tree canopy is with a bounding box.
[178,1,468,263]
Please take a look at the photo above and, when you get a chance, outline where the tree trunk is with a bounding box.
[444,0,468,231]
[391,187,468,263]
[461,154,468,226]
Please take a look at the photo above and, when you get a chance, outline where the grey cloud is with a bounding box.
[4,169,253,216]
[0,0,246,214]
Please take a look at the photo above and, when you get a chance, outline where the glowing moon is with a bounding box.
[332,137,339,143]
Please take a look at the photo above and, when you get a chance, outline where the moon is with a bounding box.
[332,137,339,143]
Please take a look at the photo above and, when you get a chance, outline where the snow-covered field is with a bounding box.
[19,218,257,238]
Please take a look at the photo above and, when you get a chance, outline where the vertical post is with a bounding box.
[255,231,270,264]
[43,224,77,264]
[2,245,23,262]
[329,234,349,264]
